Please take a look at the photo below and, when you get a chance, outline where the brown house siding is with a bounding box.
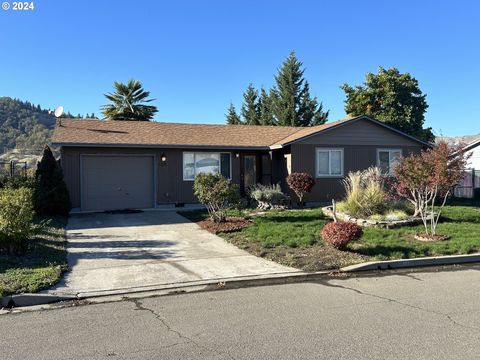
[290,144,421,202]
[289,118,424,202]
[61,146,259,209]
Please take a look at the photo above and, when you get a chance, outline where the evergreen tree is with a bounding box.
[271,52,328,126]
[226,103,242,125]
[226,51,328,127]
[33,145,71,216]
[271,52,305,126]
[241,84,260,125]
[258,88,276,125]
[299,82,329,126]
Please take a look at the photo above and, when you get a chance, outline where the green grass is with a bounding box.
[356,205,480,260]
[0,216,67,297]
[181,204,480,269]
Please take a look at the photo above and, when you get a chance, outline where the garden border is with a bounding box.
[322,206,423,229]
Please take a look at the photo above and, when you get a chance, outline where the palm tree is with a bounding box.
[101,79,158,121]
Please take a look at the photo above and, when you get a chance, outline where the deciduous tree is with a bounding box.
[341,67,433,142]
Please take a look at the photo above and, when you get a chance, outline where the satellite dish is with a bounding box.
[54,106,64,118]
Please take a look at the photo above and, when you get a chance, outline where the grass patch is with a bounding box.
[0,216,67,297]
[180,205,480,271]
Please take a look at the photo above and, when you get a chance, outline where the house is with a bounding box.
[451,137,480,198]
[51,115,429,212]
[463,137,480,170]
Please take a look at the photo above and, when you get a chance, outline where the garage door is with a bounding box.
[82,156,154,211]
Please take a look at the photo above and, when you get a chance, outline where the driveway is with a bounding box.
[49,211,298,296]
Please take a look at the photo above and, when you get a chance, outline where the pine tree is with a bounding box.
[241,84,260,125]
[226,103,242,125]
[258,88,276,125]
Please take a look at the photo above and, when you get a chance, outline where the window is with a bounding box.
[183,152,231,180]
[377,149,402,175]
[316,148,344,177]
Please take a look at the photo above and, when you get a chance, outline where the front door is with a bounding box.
[241,154,257,195]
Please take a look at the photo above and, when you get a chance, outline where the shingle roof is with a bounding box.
[51,115,429,149]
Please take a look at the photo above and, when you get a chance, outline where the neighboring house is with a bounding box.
[463,138,480,170]
[51,115,429,212]
[452,137,480,198]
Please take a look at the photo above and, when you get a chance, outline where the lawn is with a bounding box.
[0,216,68,297]
[180,204,480,271]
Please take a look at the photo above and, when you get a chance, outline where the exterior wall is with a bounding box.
[289,119,424,202]
[467,147,480,169]
[61,146,265,209]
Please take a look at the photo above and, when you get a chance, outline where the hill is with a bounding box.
[0,97,97,157]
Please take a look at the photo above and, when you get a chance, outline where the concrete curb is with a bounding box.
[341,253,480,272]
[3,253,480,312]
[0,293,77,308]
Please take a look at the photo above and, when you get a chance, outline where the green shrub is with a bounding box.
[193,173,240,223]
[249,184,288,209]
[384,210,409,221]
[0,175,35,189]
[0,187,36,254]
[341,167,387,217]
[34,145,71,216]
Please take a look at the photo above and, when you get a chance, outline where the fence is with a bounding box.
[0,161,28,178]
[454,169,480,199]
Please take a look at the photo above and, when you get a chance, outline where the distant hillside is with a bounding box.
[437,134,480,146]
[0,97,97,156]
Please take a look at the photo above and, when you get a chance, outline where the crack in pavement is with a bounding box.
[126,298,237,360]
[327,281,480,332]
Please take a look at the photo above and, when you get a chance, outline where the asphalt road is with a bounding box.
[2,265,480,360]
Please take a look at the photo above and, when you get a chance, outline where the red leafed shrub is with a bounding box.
[321,221,363,250]
[286,172,315,203]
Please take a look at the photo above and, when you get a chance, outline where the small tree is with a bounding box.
[286,172,315,205]
[193,173,239,223]
[393,142,468,237]
[34,145,71,216]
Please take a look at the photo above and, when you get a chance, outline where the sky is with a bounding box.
[0,0,479,136]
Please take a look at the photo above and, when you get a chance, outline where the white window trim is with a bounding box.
[315,148,344,178]
[377,148,403,175]
[183,152,232,181]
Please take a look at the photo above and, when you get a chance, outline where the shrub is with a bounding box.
[341,167,387,217]
[0,187,36,254]
[33,145,71,216]
[193,173,240,223]
[321,221,363,250]
[249,183,289,209]
[368,210,409,221]
[286,172,315,204]
[0,175,35,190]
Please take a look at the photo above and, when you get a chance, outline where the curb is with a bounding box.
[0,293,77,308]
[3,253,480,312]
[341,253,480,272]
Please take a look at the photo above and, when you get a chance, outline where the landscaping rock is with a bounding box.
[322,206,422,229]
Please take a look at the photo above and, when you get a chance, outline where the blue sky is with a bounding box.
[0,0,478,136]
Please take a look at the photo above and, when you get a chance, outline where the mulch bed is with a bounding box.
[196,217,252,234]
[414,233,451,242]
[222,234,370,271]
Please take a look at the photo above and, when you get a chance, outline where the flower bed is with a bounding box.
[322,206,422,229]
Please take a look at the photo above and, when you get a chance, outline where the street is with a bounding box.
[1,265,480,360]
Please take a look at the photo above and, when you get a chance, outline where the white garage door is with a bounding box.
[81,155,154,211]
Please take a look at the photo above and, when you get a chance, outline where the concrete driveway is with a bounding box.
[49,211,298,296]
